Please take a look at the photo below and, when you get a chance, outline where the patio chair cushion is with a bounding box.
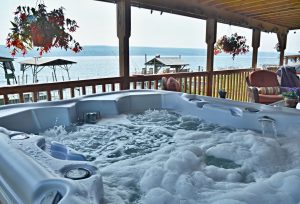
[166,77,181,92]
[161,77,181,92]
[258,94,284,104]
[257,86,281,95]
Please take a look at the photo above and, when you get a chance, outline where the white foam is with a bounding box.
[41,110,300,204]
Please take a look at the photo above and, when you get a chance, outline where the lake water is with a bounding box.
[0,45,280,85]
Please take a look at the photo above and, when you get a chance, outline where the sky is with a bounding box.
[1,0,299,53]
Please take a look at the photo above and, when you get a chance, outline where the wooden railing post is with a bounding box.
[252,29,261,69]
[4,94,9,105]
[206,18,217,96]
[277,32,287,66]
[117,0,131,90]
[33,92,38,102]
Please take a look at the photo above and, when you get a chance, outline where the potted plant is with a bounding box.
[282,89,299,108]
[214,33,249,60]
[6,4,82,56]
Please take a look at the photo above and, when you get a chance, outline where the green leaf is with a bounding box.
[10,21,17,27]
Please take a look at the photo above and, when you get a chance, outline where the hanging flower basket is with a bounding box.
[30,25,53,47]
[6,4,82,56]
[214,33,249,60]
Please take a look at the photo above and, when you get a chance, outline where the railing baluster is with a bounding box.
[193,76,196,94]
[238,73,242,101]
[203,76,206,95]
[234,74,238,100]
[141,81,145,89]
[219,74,222,95]
[238,73,243,101]
[92,85,96,94]
[47,90,52,101]
[243,72,248,101]
[225,74,229,97]
[188,77,191,94]
[4,94,9,105]
[70,88,75,98]
[235,73,239,101]
[213,74,217,97]
[111,83,115,91]
[229,74,234,100]
[119,82,122,91]
[179,78,182,92]
[19,93,24,103]
[33,92,38,102]
[231,74,235,100]
[58,89,63,100]
[184,77,187,93]
[245,72,248,101]
[221,74,225,91]
[82,87,86,95]
[154,80,158,89]
[197,76,201,95]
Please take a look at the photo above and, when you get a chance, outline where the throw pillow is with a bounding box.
[257,86,280,95]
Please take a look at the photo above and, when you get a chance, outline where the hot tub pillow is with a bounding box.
[257,86,280,95]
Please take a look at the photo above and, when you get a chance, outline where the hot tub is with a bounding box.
[1,90,300,204]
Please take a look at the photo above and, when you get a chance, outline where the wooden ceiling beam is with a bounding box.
[216,0,292,10]
[131,0,289,33]
[231,2,300,15]
[249,9,300,18]
[206,0,242,7]
[259,14,300,20]
[205,0,264,7]
[95,0,291,33]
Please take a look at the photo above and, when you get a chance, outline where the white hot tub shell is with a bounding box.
[0,90,300,204]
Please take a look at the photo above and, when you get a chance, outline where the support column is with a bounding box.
[252,29,261,69]
[117,0,131,90]
[206,18,217,96]
[277,32,287,66]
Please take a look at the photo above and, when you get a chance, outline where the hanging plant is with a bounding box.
[6,4,82,56]
[214,33,249,60]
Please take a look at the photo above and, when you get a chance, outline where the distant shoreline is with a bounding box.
[0,45,283,58]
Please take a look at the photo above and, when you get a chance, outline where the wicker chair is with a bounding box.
[246,70,284,104]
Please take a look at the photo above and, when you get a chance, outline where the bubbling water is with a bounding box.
[41,110,300,204]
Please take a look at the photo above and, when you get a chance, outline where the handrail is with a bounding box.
[0,69,254,105]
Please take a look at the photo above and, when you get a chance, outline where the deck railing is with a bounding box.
[0,68,255,105]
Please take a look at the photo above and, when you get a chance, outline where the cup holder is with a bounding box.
[64,168,91,180]
[60,164,97,180]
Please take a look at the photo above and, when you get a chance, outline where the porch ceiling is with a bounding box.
[97,0,300,34]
